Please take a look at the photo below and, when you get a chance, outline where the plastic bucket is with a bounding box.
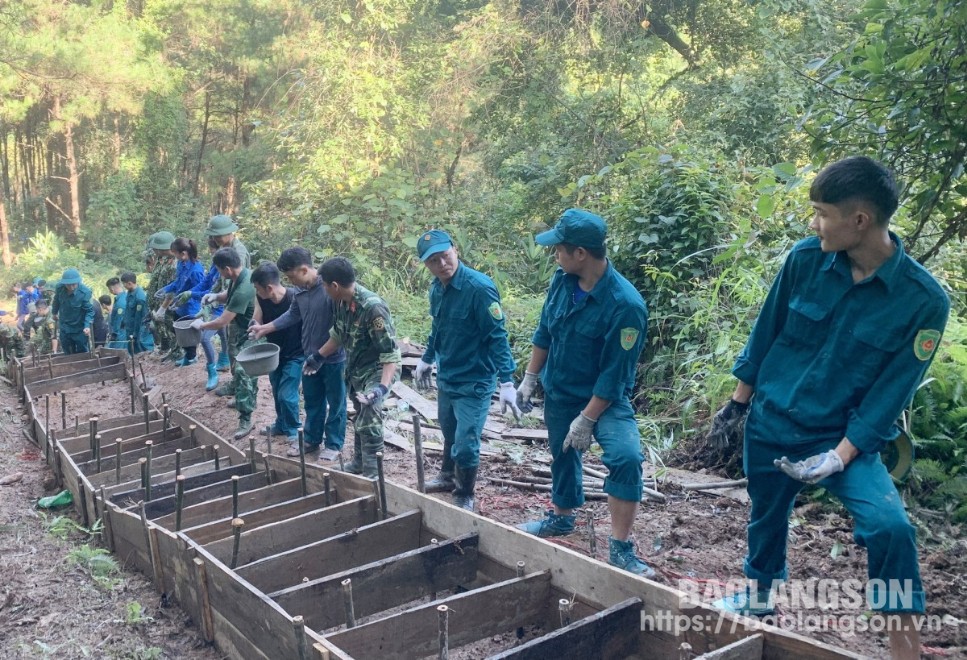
[173,316,201,348]
[236,343,280,377]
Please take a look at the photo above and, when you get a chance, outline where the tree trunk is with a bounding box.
[0,183,11,267]
[193,90,211,197]
[51,95,82,238]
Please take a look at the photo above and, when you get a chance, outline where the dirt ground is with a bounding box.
[5,350,967,659]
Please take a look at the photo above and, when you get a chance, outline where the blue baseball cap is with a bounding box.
[417,229,454,261]
[535,209,607,250]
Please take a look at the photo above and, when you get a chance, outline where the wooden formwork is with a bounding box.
[14,353,862,660]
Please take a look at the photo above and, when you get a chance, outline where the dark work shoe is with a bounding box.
[518,509,576,537]
[424,471,456,493]
[233,418,254,440]
[608,537,656,578]
[452,466,478,512]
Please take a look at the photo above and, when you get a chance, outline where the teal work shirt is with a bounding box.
[421,263,516,396]
[123,287,150,336]
[52,283,95,333]
[110,291,127,339]
[734,235,949,454]
[532,262,648,405]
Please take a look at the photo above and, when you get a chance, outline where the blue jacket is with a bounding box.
[161,259,205,318]
[187,264,225,317]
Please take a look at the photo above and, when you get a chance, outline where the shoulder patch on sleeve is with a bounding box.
[488,301,503,320]
[913,329,940,361]
[620,328,639,351]
[372,316,385,332]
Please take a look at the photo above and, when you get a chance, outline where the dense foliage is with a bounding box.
[1,0,964,515]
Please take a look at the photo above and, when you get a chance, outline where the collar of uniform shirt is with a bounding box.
[563,260,619,302]
[442,262,466,289]
[821,232,904,293]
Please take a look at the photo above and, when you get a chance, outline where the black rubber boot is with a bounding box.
[452,466,478,512]
[424,437,455,493]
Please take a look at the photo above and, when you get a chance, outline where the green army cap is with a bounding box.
[147,231,175,251]
[60,268,82,285]
[206,214,239,237]
[536,208,607,250]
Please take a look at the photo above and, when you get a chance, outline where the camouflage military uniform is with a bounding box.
[225,268,258,429]
[329,284,401,477]
[28,313,56,354]
[147,255,180,359]
[0,324,26,359]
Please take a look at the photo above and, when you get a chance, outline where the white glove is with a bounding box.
[499,381,521,421]
[516,371,539,412]
[563,412,596,453]
[190,318,205,330]
[151,307,165,322]
[774,450,844,484]
[414,359,432,390]
[201,293,218,306]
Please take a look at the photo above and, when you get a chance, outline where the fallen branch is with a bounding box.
[681,479,748,491]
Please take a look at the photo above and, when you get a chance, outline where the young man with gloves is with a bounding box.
[708,157,949,660]
[414,229,520,511]
[515,209,654,577]
[249,247,347,463]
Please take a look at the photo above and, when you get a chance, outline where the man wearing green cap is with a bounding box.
[52,268,95,354]
[145,231,180,361]
[414,229,520,511]
[516,208,654,577]
[205,215,250,269]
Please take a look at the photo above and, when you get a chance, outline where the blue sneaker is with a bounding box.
[608,537,656,577]
[517,510,576,537]
[712,587,775,617]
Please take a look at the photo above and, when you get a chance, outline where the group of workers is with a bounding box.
[0,156,946,659]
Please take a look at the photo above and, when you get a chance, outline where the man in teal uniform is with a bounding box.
[516,209,654,576]
[314,257,401,478]
[120,272,154,354]
[194,247,258,440]
[51,268,95,354]
[106,277,128,349]
[414,230,520,511]
[708,157,949,660]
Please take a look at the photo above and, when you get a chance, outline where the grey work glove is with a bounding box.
[775,450,845,484]
[707,399,750,450]
[201,293,219,306]
[563,412,596,453]
[357,384,389,407]
[153,289,167,300]
[151,307,165,322]
[499,381,522,421]
[303,353,324,376]
[414,359,433,390]
[516,371,539,413]
[189,318,204,330]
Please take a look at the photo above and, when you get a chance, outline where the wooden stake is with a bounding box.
[293,615,309,660]
[61,392,66,429]
[94,433,103,473]
[44,395,50,463]
[232,475,240,519]
[516,561,525,578]
[681,478,749,491]
[230,518,244,569]
[323,472,331,507]
[430,539,439,600]
[115,439,123,485]
[98,485,112,551]
[139,458,147,488]
[77,481,90,528]
[559,598,572,627]
[437,604,449,660]
[213,444,220,471]
[413,414,425,493]
[193,558,215,642]
[129,368,136,413]
[189,423,197,444]
[175,475,186,531]
[89,416,98,455]
[298,430,307,497]
[376,451,388,520]
[586,510,597,557]
[138,362,147,389]
[249,436,256,471]
[342,578,356,629]
[161,404,169,442]
[142,393,150,434]
[174,448,182,477]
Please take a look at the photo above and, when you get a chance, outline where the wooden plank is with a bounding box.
[236,510,423,593]
[152,477,305,532]
[697,634,764,660]
[390,381,438,422]
[108,507,153,576]
[23,355,121,383]
[109,463,251,506]
[29,362,128,396]
[500,428,549,443]
[328,570,550,659]
[60,419,167,454]
[269,532,480,631]
[168,409,248,464]
[139,470,267,518]
[266,455,376,502]
[78,435,196,478]
[204,495,378,567]
[177,483,328,545]
[489,597,642,660]
[71,425,184,464]
[381,484,859,659]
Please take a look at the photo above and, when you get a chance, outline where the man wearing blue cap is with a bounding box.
[414,229,520,511]
[52,268,95,354]
[516,209,654,577]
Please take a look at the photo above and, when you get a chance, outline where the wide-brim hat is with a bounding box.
[147,231,175,250]
[206,214,239,237]
[60,268,82,285]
